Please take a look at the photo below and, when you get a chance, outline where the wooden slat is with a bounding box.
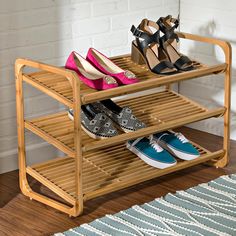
[25,120,75,157]
[26,141,224,202]
[83,107,224,152]
[24,90,225,155]
[81,62,227,104]
[26,166,76,205]
[85,150,225,200]
[23,74,73,108]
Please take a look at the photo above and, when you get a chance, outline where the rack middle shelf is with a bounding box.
[24,90,225,157]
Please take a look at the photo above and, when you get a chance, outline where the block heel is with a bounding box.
[130,19,177,75]
[131,43,146,65]
[157,15,194,71]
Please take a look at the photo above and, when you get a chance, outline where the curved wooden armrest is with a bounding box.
[177,32,232,63]
[15,58,79,86]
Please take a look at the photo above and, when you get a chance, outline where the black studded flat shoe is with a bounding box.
[91,99,146,133]
[68,105,118,139]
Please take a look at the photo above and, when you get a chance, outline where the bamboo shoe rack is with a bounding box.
[15,32,231,217]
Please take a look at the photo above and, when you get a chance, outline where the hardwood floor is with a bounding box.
[1,127,236,236]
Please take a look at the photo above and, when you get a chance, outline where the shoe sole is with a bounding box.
[126,142,176,169]
[114,123,133,133]
[131,42,178,75]
[158,140,200,161]
[67,111,109,140]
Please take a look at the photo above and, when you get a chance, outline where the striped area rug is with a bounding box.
[55,174,236,236]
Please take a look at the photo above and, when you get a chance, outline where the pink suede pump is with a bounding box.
[86,48,139,85]
[65,51,118,90]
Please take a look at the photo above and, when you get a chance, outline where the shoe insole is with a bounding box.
[101,99,122,114]
[73,53,105,80]
[82,105,96,120]
[133,41,175,74]
[165,41,191,69]
[90,49,123,74]
[165,42,180,63]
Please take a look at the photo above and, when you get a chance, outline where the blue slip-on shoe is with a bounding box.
[126,136,176,169]
[153,130,200,161]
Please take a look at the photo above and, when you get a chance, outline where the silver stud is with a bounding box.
[124,70,136,79]
[103,75,117,84]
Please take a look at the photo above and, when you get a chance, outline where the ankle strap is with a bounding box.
[130,24,160,53]
[130,25,160,43]
[157,15,179,44]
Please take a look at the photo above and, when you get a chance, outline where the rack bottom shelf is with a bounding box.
[26,140,225,204]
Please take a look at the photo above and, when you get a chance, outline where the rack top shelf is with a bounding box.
[22,55,227,107]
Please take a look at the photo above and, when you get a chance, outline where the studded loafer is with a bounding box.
[68,105,118,139]
[90,99,146,133]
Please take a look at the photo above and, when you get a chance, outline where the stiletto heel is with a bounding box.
[131,43,145,65]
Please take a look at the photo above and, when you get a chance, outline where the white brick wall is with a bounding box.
[0,0,179,174]
[179,0,236,140]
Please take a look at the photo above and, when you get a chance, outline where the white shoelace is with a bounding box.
[174,132,188,143]
[149,137,163,153]
[128,132,188,152]
[129,135,163,153]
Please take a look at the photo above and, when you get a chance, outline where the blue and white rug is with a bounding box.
[55,174,236,236]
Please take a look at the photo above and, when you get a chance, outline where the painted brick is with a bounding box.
[112,12,144,30]
[9,9,53,30]
[129,0,163,10]
[9,43,57,63]
[180,0,236,140]
[93,0,128,17]
[72,37,93,54]
[71,3,91,20]
[72,17,110,37]
[0,133,44,154]
[0,68,14,87]
[0,0,178,174]
[0,95,60,121]
[93,30,127,49]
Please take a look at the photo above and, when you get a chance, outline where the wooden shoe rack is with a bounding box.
[15,32,231,217]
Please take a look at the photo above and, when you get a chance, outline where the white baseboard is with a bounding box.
[0,142,60,174]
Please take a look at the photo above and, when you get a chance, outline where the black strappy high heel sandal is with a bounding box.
[157,15,194,71]
[130,19,177,75]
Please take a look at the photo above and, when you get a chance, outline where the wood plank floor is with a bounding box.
[1,127,236,236]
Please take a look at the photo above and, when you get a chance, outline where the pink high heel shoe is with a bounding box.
[65,51,118,90]
[86,48,139,85]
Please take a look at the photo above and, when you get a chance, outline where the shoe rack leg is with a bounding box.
[177,33,232,168]
[16,62,82,216]
[15,62,32,196]
[70,72,84,216]
[165,84,171,91]
[216,42,232,168]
